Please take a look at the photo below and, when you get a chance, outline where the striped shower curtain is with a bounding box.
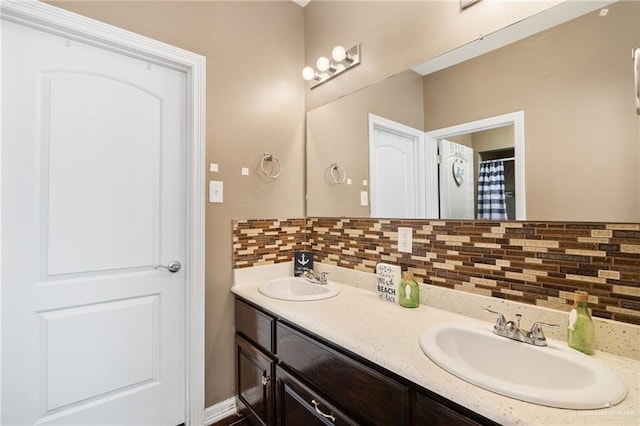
[477,161,507,220]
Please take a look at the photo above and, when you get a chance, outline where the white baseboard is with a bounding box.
[204,396,237,425]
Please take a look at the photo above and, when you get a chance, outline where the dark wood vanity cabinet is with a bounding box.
[275,366,359,425]
[415,390,485,426]
[235,299,276,425]
[276,322,410,425]
[236,335,274,425]
[235,298,498,426]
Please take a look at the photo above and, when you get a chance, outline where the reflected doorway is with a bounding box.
[426,111,526,220]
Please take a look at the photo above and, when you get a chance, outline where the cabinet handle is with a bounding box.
[261,374,270,386]
[311,399,336,422]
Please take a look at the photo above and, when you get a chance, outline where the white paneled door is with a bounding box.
[368,114,426,218]
[2,16,188,425]
[438,139,475,219]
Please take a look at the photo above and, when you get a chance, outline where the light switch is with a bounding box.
[209,163,219,173]
[241,167,250,176]
[209,180,223,203]
[360,191,369,206]
[362,180,368,186]
[346,178,352,185]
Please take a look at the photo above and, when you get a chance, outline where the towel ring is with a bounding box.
[260,152,282,179]
[328,163,346,184]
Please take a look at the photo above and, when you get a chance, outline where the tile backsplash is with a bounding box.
[232,217,640,325]
[232,218,308,268]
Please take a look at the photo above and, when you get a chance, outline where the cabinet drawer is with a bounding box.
[236,299,275,353]
[276,366,358,426]
[276,322,410,426]
[416,391,497,426]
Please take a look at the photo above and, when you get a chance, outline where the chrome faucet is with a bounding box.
[484,308,559,346]
[302,268,328,285]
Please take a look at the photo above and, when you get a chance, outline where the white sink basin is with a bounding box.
[419,323,627,409]
[258,277,340,301]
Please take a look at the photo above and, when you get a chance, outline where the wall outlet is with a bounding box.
[398,227,413,253]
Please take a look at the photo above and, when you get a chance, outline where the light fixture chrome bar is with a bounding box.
[309,44,361,89]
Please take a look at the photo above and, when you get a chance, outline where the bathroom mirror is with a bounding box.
[306,0,640,222]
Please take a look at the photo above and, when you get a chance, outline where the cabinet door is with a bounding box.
[237,336,274,426]
[275,366,358,426]
[416,392,485,426]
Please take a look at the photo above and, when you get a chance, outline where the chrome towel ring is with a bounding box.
[260,152,282,179]
[327,163,346,184]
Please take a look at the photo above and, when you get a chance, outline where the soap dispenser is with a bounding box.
[567,290,595,355]
[399,271,419,308]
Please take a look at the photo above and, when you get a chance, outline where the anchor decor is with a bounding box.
[294,251,314,276]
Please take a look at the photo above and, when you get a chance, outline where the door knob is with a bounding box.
[155,260,181,273]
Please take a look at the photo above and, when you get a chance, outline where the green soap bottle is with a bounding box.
[399,271,419,308]
[567,290,595,355]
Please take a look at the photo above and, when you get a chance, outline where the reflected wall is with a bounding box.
[424,0,640,221]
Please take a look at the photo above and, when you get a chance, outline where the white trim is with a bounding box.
[0,1,206,424]
[204,398,238,426]
[423,135,439,219]
[425,111,526,220]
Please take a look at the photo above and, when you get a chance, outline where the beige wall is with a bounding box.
[472,126,515,153]
[448,133,473,148]
[303,0,562,111]
[423,1,640,222]
[306,70,423,216]
[48,0,305,407]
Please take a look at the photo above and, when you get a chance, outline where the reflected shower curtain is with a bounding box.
[477,161,507,220]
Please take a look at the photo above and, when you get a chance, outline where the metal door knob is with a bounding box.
[155,260,181,273]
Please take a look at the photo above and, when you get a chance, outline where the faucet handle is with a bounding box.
[529,322,559,340]
[484,308,506,329]
[319,272,329,284]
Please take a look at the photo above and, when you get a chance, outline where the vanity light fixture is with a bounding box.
[302,44,361,89]
[302,66,321,81]
[316,56,336,73]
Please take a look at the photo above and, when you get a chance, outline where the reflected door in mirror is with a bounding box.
[369,115,426,218]
[439,140,475,219]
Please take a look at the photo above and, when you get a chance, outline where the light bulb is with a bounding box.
[331,45,347,62]
[302,66,316,81]
[316,56,331,72]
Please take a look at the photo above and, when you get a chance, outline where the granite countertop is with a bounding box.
[231,280,640,426]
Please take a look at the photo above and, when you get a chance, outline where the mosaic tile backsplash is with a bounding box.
[232,218,308,267]
[232,218,640,325]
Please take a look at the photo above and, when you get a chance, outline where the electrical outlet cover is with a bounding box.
[398,227,413,253]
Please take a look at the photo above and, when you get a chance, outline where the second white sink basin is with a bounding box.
[258,277,340,301]
[419,323,627,409]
